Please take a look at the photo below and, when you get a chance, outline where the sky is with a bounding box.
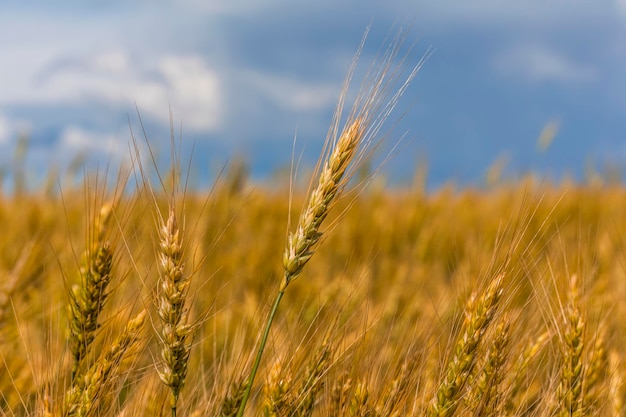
[1,1,625,190]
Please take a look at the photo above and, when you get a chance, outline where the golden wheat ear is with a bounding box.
[556,274,585,417]
[64,310,146,417]
[427,273,504,417]
[68,202,115,381]
[156,207,194,417]
[282,118,364,290]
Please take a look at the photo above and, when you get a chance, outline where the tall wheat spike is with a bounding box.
[235,28,425,417]
[157,207,193,417]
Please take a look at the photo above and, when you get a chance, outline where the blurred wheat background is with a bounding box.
[1,150,626,416]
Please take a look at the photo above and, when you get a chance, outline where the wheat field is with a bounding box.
[1,34,626,417]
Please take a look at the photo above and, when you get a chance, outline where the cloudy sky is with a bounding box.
[1,1,625,190]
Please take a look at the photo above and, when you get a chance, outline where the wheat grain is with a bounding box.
[157,207,193,417]
[282,118,364,291]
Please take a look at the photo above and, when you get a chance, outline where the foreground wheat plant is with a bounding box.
[235,30,424,416]
[236,113,366,417]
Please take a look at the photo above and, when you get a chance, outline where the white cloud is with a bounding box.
[59,125,128,161]
[0,9,226,133]
[92,51,129,74]
[493,44,597,84]
[154,56,223,130]
[0,49,223,132]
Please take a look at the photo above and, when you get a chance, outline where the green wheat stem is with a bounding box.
[236,289,285,417]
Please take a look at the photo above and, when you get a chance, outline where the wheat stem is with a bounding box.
[236,289,284,417]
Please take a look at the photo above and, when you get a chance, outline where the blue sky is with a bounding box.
[1,1,625,190]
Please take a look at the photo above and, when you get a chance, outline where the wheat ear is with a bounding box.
[261,361,293,417]
[609,350,625,417]
[583,329,607,415]
[349,381,373,417]
[557,274,585,417]
[157,207,193,417]
[64,310,146,417]
[219,376,249,417]
[504,330,551,415]
[377,353,419,417]
[329,372,353,416]
[68,203,114,381]
[281,118,363,290]
[427,273,504,417]
[292,342,332,416]
[464,317,510,417]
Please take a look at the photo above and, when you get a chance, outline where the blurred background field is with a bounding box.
[2,160,626,415]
